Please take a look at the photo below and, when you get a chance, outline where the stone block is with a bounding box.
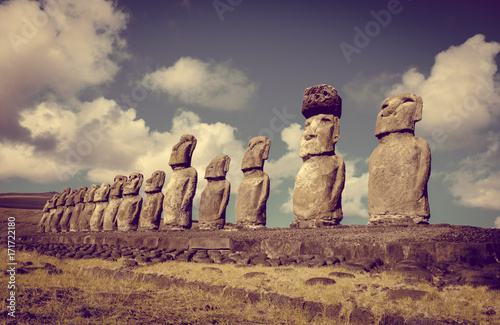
[188,237,232,250]
[261,239,301,259]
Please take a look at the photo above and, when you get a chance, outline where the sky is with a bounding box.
[1,0,500,228]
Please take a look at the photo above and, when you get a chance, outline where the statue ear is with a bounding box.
[262,138,272,160]
[189,137,197,157]
[332,116,340,143]
[414,95,423,122]
[224,156,231,172]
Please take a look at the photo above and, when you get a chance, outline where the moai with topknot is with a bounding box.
[163,134,198,230]
[116,173,144,231]
[292,84,345,228]
[235,136,271,229]
[102,175,127,231]
[199,154,231,230]
[139,170,166,230]
[368,93,431,225]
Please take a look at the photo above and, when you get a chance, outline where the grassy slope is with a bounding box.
[2,249,499,324]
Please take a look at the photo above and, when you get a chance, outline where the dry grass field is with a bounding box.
[2,248,499,324]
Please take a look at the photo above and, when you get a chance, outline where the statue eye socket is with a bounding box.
[402,98,414,104]
[321,117,331,122]
[381,103,388,110]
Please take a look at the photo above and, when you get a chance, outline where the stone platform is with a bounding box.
[18,224,500,267]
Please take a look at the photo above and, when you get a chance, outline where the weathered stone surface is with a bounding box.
[369,93,431,225]
[59,189,77,232]
[50,187,71,232]
[199,154,231,230]
[139,170,166,231]
[305,277,336,286]
[293,85,344,227]
[79,184,99,232]
[89,182,110,231]
[102,175,126,231]
[38,194,58,233]
[163,135,197,230]
[261,239,301,259]
[189,237,232,250]
[302,84,342,119]
[117,173,144,231]
[236,136,271,229]
[69,186,87,232]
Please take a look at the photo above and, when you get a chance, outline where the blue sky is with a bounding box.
[1,0,500,228]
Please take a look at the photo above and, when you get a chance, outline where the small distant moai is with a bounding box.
[235,136,271,229]
[79,184,100,231]
[163,134,198,230]
[102,175,127,231]
[199,154,231,230]
[50,187,71,232]
[45,194,59,232]
[38,194,57,233]
[59,189,77,232]
[69,186,87,232]
[292,84,345,228]
[138,170,166,231]
[368,93,431,225]
[89,182,111,231]
[116,173,144,231]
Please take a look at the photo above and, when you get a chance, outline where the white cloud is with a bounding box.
[386,34,500,150]
[143,57,257,110]
[341,157,369,218]
[495,217,500,228]
[0,0,128,142]
[445,132,500,211]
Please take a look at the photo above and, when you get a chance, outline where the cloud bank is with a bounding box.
[143,57,257,110]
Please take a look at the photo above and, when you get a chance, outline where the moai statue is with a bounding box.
[89,182,111,231]
[235,136,271,229]
[79,184,99,231]
[139,170,166,231]
[116,173,144,231]
[292,84,345,228]
[102,175,127,231]
[59,189,77,232]
[37,194,57,233]
[199,155,231,230]
[50,187,71,232]
[44,194,59,232]
[69,186,87,232]
[368,93,431,225]
[163,134,197,230]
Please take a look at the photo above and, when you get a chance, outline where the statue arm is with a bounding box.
[331,156,346,205]
[182,170,198,209]
[219,181,231,217]
[415,137,431,200]
[258,174,270,212]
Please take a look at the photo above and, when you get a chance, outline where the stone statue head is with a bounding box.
[74,186,87,204]
[56,187,71,206]
[145,170,166,193]
[375,93,423,138]
[302,84,342,119]
[84,184,99,203]
[169,134,197,167]
[300,114,340,158]
[123,173,143,195]
[65,189,77,206]
[110,175,127,197]
[241,136,271,171]
[94,182,111,202]
[47,194,59,210]
[205,154,231,179]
